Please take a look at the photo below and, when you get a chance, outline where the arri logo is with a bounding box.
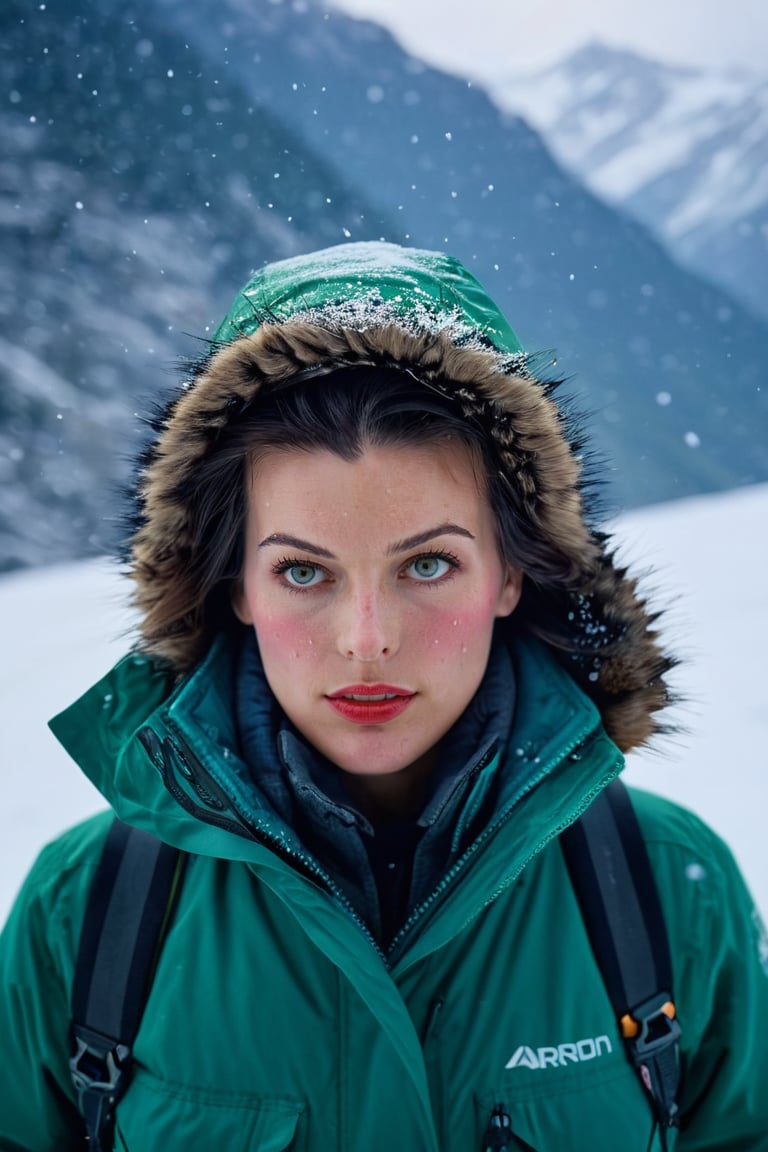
[506,1035,613,1070]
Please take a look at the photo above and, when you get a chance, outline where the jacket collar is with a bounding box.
[49,631,622,947]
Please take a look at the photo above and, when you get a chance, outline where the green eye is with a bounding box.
[407,555,452,580]
[285,563,324,587]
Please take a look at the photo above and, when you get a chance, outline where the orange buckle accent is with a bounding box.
[620,1013,640,1038]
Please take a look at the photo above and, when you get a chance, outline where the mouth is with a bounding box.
[325,684,415,725]
[339,692,400,702]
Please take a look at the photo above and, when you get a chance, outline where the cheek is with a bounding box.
[416,584,502,659]
[251,609,323,667]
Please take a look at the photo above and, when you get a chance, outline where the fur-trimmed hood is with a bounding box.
[127,241,673,753]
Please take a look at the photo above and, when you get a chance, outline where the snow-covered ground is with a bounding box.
[2,483,767,923]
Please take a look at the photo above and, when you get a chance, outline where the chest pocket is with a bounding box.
[113,1071,304,1152]
[475,1063,676,1152]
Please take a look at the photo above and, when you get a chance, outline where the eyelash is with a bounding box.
[271,550,461,592]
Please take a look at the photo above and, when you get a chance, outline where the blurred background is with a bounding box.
[2,0,767,917]
[2,0,768,568]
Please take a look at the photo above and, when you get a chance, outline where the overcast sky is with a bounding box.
[331,0,767,76]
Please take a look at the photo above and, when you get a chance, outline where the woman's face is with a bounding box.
[233,441,522,793]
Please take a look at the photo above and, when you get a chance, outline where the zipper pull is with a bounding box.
[481,1105,512,1152]
[480,1106,537,1152]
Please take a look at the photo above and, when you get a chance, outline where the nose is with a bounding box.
[336,588,398,662]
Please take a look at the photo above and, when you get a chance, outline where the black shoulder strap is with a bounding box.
[561,779,680,1142]
[70,819,185,1152]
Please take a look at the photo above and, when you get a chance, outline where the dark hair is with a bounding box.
[183,364,526,640]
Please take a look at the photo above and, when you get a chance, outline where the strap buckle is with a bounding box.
[621,991,679,1049]
[621,993,681,1129]
[69,1026,131,1151]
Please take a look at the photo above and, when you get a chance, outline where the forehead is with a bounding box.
[245,441,493,537]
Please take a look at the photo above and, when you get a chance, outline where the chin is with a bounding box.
[324,737,436,780]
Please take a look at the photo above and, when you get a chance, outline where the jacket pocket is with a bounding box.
[113,1070,304,1152]
[475,1065,677,1152]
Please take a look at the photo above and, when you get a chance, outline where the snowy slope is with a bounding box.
[492,44,768,320]
[2,483,767,922]
[5,2,768,569]
[618,485,768,919]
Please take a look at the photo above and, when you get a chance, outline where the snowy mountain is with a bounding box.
[2,483,767,923]
[492,43,768,322]
[4,4,768,576]
[0,0,394,571]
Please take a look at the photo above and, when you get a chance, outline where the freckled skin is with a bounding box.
[233,442,522,813]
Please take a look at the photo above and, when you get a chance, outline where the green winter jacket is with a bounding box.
[1,633,767,1151]
[2,241,768,1150]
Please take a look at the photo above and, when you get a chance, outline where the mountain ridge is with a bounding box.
[492,40,768,322]
[2,1,767,571]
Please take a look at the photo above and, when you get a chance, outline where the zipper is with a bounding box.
[385,724,621,964]
[140,723,388,962]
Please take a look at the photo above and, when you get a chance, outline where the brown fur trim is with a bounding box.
[128,319,672,752]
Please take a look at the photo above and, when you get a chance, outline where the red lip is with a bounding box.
[327,684,413,698]
[325,684,415,725]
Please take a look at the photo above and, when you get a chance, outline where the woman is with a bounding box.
[1,242,767,1151]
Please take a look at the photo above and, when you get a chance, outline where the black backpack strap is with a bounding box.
[561,779,680,1141]
[69,819,185,1152]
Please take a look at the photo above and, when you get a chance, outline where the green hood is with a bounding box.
[213,241,524,352]
[126,240,672,752]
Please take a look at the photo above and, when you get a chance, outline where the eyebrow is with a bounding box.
[258,523,475,559]
[258,533,335,558]
[386,523,475,555]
